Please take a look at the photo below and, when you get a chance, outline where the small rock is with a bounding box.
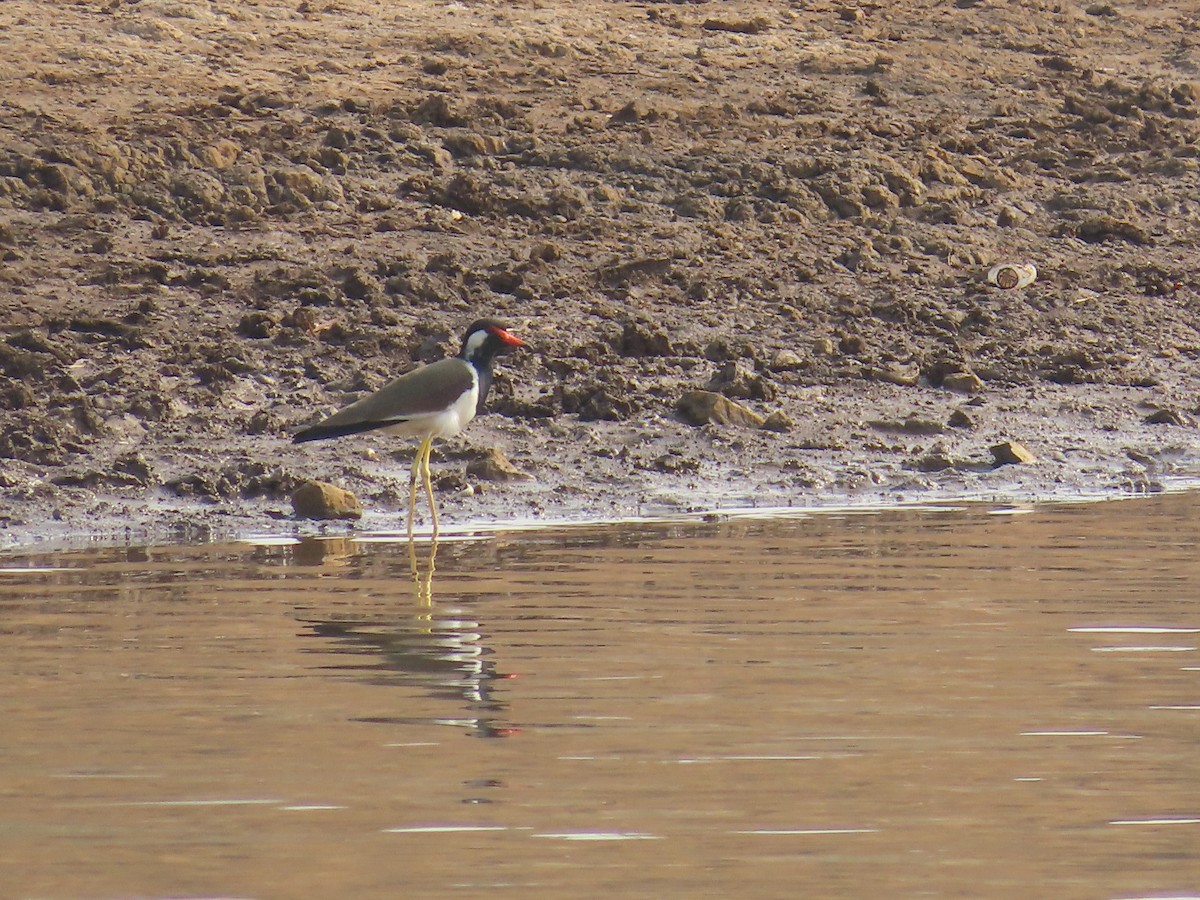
[761,410,793,433]
[1143,408,1189,426]
[947,409,975,429]
[466,447,531,482]
[291,480,362,520]
[768,348,805,371]
[861,175,898,206]
[865,365,919,387]
[672,192,721,219]
[0,379,35,410]
[650,451,700,474]
[619,320,673,357]
[529,241,562,262]
[113,452,154,484]
[704,338,753,362]
[990,440,1037,466]
[271,165,343,204]
[238,312,277,339]
[677,390,765,428]
[609,99,657,125]
[701,15,770,33]
[1074,215,1151,246]
[597,256,672,287]
[565,385,633,422]
[171,171,226,210]
[706,359,774,400]
[435,471,470,493]
[199,139,241,171]
[943,371,985,393]
[913,450,955,472]
[813,337,836,356]
[443,131,505,158]
[410,93,466,127]
[838,334,866,355]
[997,205,1027,228]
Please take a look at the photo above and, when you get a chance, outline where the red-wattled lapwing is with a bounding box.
[293,319,525,540]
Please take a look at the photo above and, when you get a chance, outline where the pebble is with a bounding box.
[914,450,955,472]
[701,15,770,33]
[706,359,774,400]
[996,205,1027,227]
[271,165,343,203]
[768,348,805,372]
[465,447,531,482]
[199,139,241,171]
[1143,407,1189,426]
[651,451,700,474]
[989,440,1037,466]
[865,365,919,387]
[170,171,226,210]
[291,480,362,520]
[760,410,794,433]
[943,371,985,393]
[947,409,975,429]
[609,99,656,125]
[1075,215,1151,245]
[677,390,765,428]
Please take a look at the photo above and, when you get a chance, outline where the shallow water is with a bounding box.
[2,494,1200,899]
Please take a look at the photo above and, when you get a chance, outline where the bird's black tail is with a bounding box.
[292,419,395,443]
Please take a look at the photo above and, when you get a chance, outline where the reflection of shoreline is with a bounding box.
[291,536,516,739]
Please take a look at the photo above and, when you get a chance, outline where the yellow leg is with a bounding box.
[408,437,430,545]
[408,442,438,606]
[421,439,439,540]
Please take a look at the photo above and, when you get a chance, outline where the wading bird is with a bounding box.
[293,319,525,540]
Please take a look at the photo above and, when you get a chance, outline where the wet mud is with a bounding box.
[2,0,1199,547]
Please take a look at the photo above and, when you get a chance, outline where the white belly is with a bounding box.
[381,379,479,441]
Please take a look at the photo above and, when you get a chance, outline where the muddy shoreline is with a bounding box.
[4,375,1196,554]
[2,0,1199,551]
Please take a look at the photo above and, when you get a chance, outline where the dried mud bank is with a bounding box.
[2,0,1200,550]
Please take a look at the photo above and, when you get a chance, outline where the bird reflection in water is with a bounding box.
[293,536,518,739]
[409,532,436,607]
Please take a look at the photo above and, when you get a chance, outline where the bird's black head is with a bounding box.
[458,319,525,370]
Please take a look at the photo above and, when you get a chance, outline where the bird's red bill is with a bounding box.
[490,326,525,348]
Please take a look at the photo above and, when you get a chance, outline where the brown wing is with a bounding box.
[293,358,475,443]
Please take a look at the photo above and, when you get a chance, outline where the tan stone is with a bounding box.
[200,139,241,171]
[465,447,531,482]
[990,441,1037,466]
[291,480,362,520]
[761,410,793,433]
[677,391,765,428]
[943,371,985,393]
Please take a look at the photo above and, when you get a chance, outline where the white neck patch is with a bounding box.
[462,328,490,359]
